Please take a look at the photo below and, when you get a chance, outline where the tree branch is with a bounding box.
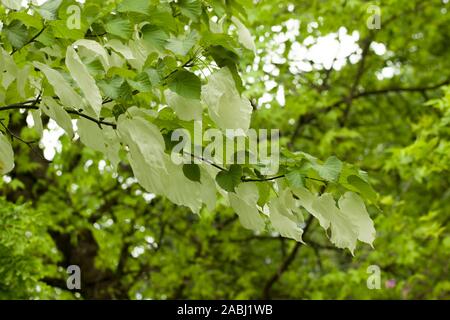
[288,78,450,146]
[182,152,327,184]
[0,99,116,128]
[341,35,374,126]
[0,101,39,112]
[353,79,450,98]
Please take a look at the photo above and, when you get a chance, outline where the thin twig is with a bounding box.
[184,152,226,171]
[66,109,116,129]
[0,99,117,129]
[242,174,326,183]
[11,26,47,55]
[241,175,285,182]
[288,77,450,147]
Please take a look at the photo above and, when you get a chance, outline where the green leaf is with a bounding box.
[207,45,244,93]
[296,187,375,253]
[98,76,124,100]
[105,17,133,39]
[1,0,22,10]
[117,114,167,170]
[118,112,215,213]
[347,175,378,203]
[145,68,161,86]
[231,17,256,52]
[34,0,62,20]
[147,3,176,30]
[182,163,201,182]
[117,0,150,14]
[127,74,152,93]
[311,193,358,254]
[229,182,265,231]
[178,0,202,21]
[4,21,28,48]
[164,90,202,121]
[106,39,135,60]
[66,46,102,117]
[49,20,84,40]
[168,70,201,100]
[16,65,29,98]
[77,117,105,152]
[268,190,304,242]
[207,44,239,66]
[77,118,120,169]
[73,39,110,71]
[256,182,271,206]
[41,96,74,138]
[9,11,43,29]
[216,164,242,192]
[117,80,133,101]
[286,170,305,189]
[293,187,327,229]
[30,110,43,137]
[141,24,168,51]
[0,132,14,175]
[202,67,252,131]
[33,62,84,110]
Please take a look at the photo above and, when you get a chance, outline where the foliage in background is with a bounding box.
[0,0,449,299]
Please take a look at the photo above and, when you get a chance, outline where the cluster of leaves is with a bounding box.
[0,0,377,253]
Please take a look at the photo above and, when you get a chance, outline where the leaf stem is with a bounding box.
[11,25,47,55]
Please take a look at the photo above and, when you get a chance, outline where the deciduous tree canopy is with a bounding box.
[0,0,449,299]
